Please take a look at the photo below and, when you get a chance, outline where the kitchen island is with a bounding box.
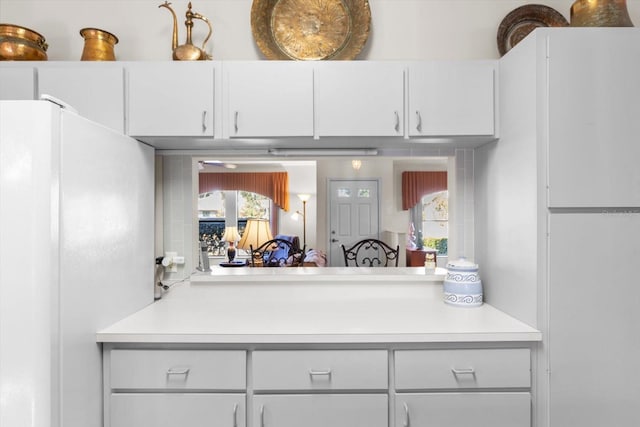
[98,268,541,427]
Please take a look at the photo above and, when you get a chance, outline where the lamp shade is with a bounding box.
[221,226,240,243]
[237,219,273,250]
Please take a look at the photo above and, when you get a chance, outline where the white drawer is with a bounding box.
[394,348,530,390]
[110,349,246,390]
[252,350,388,391]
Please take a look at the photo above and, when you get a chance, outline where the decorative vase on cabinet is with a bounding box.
[570,0,634,27]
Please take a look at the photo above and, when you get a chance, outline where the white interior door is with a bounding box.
[328,179,379,266]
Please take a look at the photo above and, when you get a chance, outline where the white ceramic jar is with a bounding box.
[443,258,483,307]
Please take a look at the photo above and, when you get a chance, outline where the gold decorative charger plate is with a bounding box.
[251,0,371,60]
[497,4,569,56]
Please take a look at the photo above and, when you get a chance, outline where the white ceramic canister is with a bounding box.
[443,258,483,307]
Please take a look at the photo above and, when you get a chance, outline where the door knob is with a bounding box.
[331,238,339,243]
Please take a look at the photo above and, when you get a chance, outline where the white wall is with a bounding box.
[273,162,318,248]
[474,33,540,327]
[4,1,637,61]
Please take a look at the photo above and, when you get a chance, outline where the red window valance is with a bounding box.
[402,171,448,210]
[199,172,290,211]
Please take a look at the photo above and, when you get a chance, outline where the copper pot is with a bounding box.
[0,23,48,60]
[570,0,634,27]
[80,28,118,61]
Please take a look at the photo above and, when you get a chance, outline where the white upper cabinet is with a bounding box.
[2,60,500,147]
[546,30,640,208]
[224,61,314,138]
[38,65,125,133]
[0,67,35,100]
[127,62,215,138]
[408,61,496,137]
[315,62,405,137]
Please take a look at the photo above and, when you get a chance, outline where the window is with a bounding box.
[402,170,448,256]
[198,190,272,256]
[410,190,448,256]
[238,191,271,219]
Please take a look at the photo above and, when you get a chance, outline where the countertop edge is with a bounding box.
[96,331,542,344]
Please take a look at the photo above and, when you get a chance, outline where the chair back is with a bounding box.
[250,238,306,267]
[341,238,399,267]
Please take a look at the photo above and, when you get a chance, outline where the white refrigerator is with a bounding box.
[0,100,155,427]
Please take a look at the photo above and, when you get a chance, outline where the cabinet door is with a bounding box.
[0,67,35,100]
[549,213,640,427]
[253,394,387,427]
[408,61,495,137]
[396,393,530,427]
[225,61,313,137]
[316,62,404,136]
[110,393,245,427]
[547,30,640,207]
[38,65,125,133]
[127,62,215,137]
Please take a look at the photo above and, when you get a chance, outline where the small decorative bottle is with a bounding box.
[424,252,436,273]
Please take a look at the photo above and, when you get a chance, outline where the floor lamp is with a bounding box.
[293,194,310,248]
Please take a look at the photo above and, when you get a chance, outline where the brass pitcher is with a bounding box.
[80,28,118,61]
[159,1,212,60]
[570,0,634,27]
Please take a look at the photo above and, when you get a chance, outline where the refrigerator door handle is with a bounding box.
[40,94,78,114]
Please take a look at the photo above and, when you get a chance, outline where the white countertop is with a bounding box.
[97,273,541,344]
[191,266,448,282]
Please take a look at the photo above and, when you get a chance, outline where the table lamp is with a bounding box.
[237,219,273,254]
[221,226,241,262]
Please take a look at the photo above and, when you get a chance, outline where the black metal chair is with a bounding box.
[341,238,399,267]
[249,238,306,267]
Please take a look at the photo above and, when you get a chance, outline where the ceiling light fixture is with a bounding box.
[351,159,362,171]
[268,148,378,157]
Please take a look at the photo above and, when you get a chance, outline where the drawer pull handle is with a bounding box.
[394,111,400,132]
[309,369,332,377]
[402,402,410,427]
[234,111,239,134]
[233,403,238,427]
[166,367,190,375]
[451,367,475,375]
[415,111,422,132]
